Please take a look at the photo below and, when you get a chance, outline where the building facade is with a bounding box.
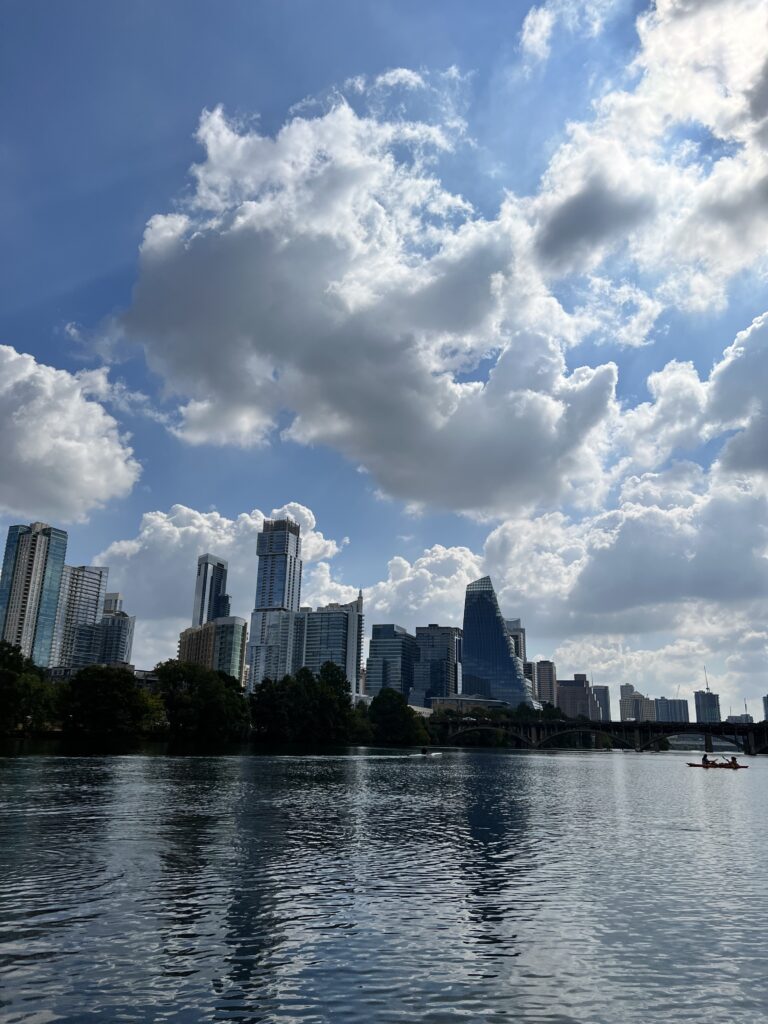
[178,616,248,681]
[592,684,611,722]
[504,618,527,662]
[619,683,656,722]
[0,522,68,666]
[72,593,135,669]
[694,690,721,724]
[461,577,535,707]
[535,660,557,706]
[410,624,462,707]
[248,519,303,689]
[192,554,230,626]
[557,675,601,720]
[51,564,108,668]
[297,592,365,694]
[763,695,768,723]
[654,697,690,723]
[365,624,420,701]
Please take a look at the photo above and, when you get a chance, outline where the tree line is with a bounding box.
[0,641,429,748]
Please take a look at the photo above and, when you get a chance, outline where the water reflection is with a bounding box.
[0,751,767,1023]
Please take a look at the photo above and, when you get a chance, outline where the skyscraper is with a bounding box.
[535,660,557,706]
[654,697,689,723]
[178,617,248,681]
[297,592,364,695]
[694,689,721,724]
[247,518,303,689]
[619,683,656,721]
[763,695,768,722]
[0,522,68,666]
[505,618,527,662]
[557,675,601,720]
[410,624,462,707]
[365,624,420,701]
[461,577,535,707]
[51,564,108,668]
[72,593,135,669]
[592,684,612,722]
[192,554,230,626]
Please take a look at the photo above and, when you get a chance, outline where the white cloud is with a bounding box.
[0,346,140,522]
[519,0,620,65]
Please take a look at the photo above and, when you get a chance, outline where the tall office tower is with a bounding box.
[557,675,601,720]
[536,660,557,706]
[654,697,689,723]
[592,685,612,722]
[763,695,768,722]
[462,577,535,707]
[247,519,303,689]
[694,689,721,724]
[297,592,364,695]
[365,624,420,701]
[410,624,462,707]
[72,592,136,669]
[523,661,537,698]
[51,565,108,668]
[0,522,68,666]
[178,617,248,681]
[619,683,657,722]
[505,618,527,662]
[192,554,230,626]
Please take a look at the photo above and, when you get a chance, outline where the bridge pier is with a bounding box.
[745,731,756,756]
[704,732,714,753]
[634,728,641,751]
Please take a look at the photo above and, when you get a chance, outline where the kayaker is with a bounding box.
[701,753,712,767]
[728,756,740,768]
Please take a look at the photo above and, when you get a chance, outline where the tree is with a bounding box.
[155,660,250,742]
[59,666,161,738]
[249,663,355,745]
[368,687,430,747]
[0,671,58,734]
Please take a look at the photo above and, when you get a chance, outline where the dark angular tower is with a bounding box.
[461,576,534,707]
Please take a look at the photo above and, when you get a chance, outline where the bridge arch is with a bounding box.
[636,733,745,753]
[447,726,535,748]
[536,727,635,750]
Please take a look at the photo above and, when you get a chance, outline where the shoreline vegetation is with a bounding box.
[0,640,674,755]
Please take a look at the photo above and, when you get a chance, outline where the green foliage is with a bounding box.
[250,662,354,745]
[59,665,161,738]
[155,660,250,743]
[368,687,430,747]
[0,671,58,734]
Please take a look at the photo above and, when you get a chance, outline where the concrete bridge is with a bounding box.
[437,718,768,755]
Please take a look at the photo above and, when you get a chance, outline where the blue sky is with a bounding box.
[1,0,767,716]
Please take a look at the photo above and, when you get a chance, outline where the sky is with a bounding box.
[1,0,767,717]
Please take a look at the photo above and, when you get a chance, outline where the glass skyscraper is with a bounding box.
[365,624,420,701]
[410,624,462,707]
[0,522,68,666]
[248,518,303,689]
[297,592,364,695]
[72,593,135,669]
[192,553,230,626]
[51,564,108,668]
[461,576,534,708]
[694,689,721,724]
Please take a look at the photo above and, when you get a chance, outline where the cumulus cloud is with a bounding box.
[0,346,140,522]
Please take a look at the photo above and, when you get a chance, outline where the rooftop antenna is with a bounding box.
[704,666,710,692]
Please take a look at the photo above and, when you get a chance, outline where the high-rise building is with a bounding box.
[51,565,108,668]
[694,689,721,724]
[725,713,753,724]
[654,697,689,723]
[297,592,365,695]
[523,661,537,699]
[178,616,248,681]
[0,522,68,666]
[462,577,535,707]
[505,618,527,662]
[557,675,600,720]
[535,660,557,706]
[763,695,768,722]
[592,684,612,722]
[620,683,656,722]
[72,593,135,669]
[410,624,462,707]
[192,554,230,626]
[365,624,420,701]
[248,519,303,689]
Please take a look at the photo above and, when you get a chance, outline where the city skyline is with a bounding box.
[1,1,766,719]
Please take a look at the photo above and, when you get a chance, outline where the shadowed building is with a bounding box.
[620,683,656,722]
[192,553,231,626]
[179,616,248,681]
[592,684,611,722]
[462,577,535,708]
[0,522,68,667]
[51,565,108,668]
[535,660,557,706]
[72,593,135,669]
[654,697,689,723]
[557,675,600,721]
[694,689,721,724]
[365,624,419,701]
[297,592,365,695]
[410,624,462,707]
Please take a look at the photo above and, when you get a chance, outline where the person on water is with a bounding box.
[727,756,740,768]
[701,753,712,767]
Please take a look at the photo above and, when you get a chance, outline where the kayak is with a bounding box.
[686,763,748,769]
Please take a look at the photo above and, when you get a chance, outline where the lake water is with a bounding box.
[1,749,766,1023]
